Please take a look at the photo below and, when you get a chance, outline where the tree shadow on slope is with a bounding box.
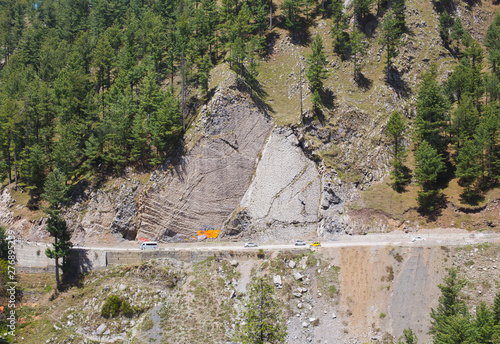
[362,14,380,39]
[392,166,413,193]
[385,66,411,99]
[276,14,313,46]
[264,31,281,59]
[355,72,373,91]
[417,192,447,222]
[235,68,275,115]
[320,88,336,110]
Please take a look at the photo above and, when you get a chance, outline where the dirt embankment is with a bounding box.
[14,242,500,344]
[340,245,450,343]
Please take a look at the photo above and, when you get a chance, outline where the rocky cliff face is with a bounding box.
[224,127,321,239]
[0,65,399,242]
[135,67,274,241]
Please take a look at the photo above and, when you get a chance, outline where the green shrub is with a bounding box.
[101,295,122,318]
[121,300,133,318]
[306,254,318,267]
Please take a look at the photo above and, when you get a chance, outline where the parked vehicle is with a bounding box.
[140,242,159,250]
[244,242,258,247]
[412,236,426,242]
[310,241,321,247]
[294,240,306,246]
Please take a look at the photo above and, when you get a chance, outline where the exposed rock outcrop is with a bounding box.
[234,128,321,235]
[136,67,274,241]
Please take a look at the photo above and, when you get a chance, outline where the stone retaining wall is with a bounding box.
[15,243,306,273]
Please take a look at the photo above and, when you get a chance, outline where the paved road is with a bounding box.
[72,232,500,252]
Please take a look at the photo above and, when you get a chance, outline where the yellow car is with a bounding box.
[310,241,321,247]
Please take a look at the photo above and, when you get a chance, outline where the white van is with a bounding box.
[139,242,158,250]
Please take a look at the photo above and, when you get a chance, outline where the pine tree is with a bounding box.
[151,91,182,159]
[350,24,365,80]
[45,213,72,290]
[397,328,418,344]
[439,11,452,46]
[281,0,304,36]
[42,169,71,290]
[414,140,446,212]
[306,34,328,110]
[485,14,500,77]
[331,0,344,30]
[391,0,405,30]
[237,276,287,344]
[378,10,400,75]
[0,226,8,260]
[474,105,500,187]
[42,169,68,210]
[493,289,500,325]
[451,17,464,53]
[474,302,495,343]
[385,111,407,190]
[331,12,349,58]
[415,65,449,153]
[455,140,481,199]
[430,268,467,333]
[450,96,480,150]
[433,315,475,344]
[353,0,373,27]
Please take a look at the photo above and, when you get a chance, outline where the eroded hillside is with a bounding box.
[13,243,500,343]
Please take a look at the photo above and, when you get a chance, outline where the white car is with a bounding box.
[140,242,159,250]
[412,236,426,242]
[294,240,306,246]
[244,242,258,248]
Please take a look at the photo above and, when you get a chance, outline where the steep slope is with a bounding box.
[14,243,500,343]
[136,65,274,241]
[1,0,499,243]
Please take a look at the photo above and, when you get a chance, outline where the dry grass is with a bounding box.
[8,186,46,221]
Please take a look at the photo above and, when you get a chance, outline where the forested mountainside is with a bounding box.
[1,0,500,242]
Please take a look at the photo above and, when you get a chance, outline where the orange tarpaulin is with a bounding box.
[197,230,219,238]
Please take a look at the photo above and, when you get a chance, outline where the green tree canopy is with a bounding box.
[45,212,73,289]
[306,34,328,110]
[237,276,287,344]
[42,168,68,210]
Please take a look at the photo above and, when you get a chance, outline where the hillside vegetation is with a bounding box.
[0,0,499,234]
[6,244,500,343]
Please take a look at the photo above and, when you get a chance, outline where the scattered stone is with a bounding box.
[273,275,283,288]
[294,292,303,298]
[95,324,107,335]
[289,260,297,269]
[230,260,239,267]
[332,312,337,319]
[293,272,305,281]
[118,284,126,291]
[302,321,309,328]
